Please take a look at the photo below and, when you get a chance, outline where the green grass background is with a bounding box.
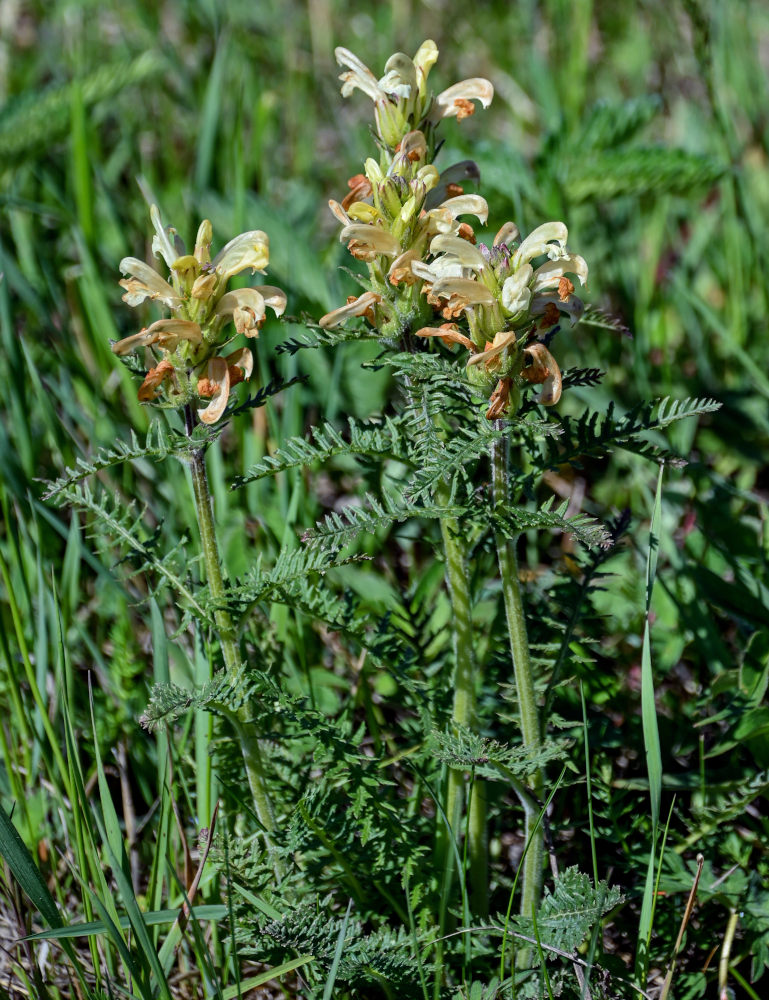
[1,0,769,996]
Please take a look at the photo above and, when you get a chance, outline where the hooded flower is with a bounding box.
[113,206,286,422]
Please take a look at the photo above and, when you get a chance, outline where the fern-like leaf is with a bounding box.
[494,496,611,549]
[275,323,379,355]
[307,491,465,550]
[41,422,174,499]
[49,483,209,621]
[511,866,623,957]
[226,374,308,417]
[232,416,406,489]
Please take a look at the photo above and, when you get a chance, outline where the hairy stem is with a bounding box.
[491,427,544,949]
[185,407,276,838]
[436,482,488,918]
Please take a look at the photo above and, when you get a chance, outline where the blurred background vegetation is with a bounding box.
[1,0,768,996]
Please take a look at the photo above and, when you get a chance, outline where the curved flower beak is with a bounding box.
[467,329,517,368]
[429,233,487,271]
[431,78,494,120]
[112,319,202,356]
[339,223,400,260]
[531,253,589,292]
[335,46,387,102]
[521,342,562,405]
[212,231,270,281]
[415,323,475,351]
[319,291,382,329]
[431,275,495,309]
[118,258,182,309]
[512,222,568,269]
[150,204,179,270]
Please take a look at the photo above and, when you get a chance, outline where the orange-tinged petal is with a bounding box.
[197,358,230,424]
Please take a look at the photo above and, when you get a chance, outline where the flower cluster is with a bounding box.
[113,206,286,424]
[335,40,493,150]
[320,42,589,419]
[320,42,493,338]
[415,221,588,417]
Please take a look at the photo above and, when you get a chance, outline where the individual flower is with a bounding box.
[113,206,286,424]
[415,221,588,417]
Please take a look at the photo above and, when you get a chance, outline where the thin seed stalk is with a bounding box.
[435,481,488,918]
[185,407,276,837]
[491,427,544,934]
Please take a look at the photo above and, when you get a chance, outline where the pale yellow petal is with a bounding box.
[438,194,488,224]
[429,233,486,270]
[213,231,270,280]
[532,254,589,290]
[467,329,517,367]
[501,264,533,315]
[335,47,386,101]
[339,223,400,257]
[319,291,381,329]
[118,257,181,308]
[432,78,494,118]
[431,275,495,307]
[512,222,568,268]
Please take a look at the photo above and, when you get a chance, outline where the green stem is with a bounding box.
[436,482,488,918]
[491,427,544,947]
[185,407,276,839]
